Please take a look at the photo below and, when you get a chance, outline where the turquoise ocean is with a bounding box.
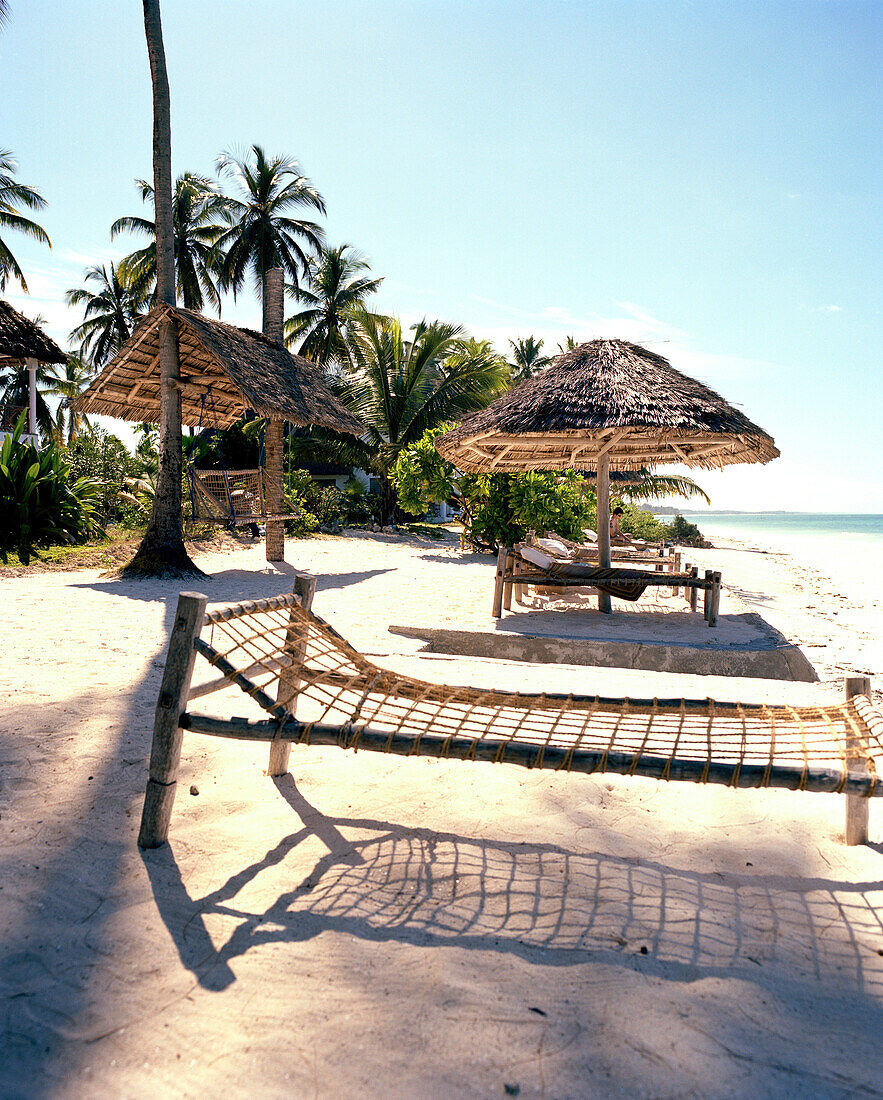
[680,512,883,605]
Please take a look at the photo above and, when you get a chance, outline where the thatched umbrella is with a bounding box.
[74,302,363,435]
[0,300,66,435]
[436,338,779,612]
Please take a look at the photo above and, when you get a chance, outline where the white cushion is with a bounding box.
[581,529,598,543]
[518,545,555,570]
[536,536,571,558]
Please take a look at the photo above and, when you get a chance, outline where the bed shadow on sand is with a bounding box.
[142,777,883,1006]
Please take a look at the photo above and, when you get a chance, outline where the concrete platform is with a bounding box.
[390,591,818,681]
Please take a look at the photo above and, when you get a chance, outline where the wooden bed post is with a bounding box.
[688,566,699,612]
[502,551,515,611]
[596,453,612,614]
[268,574,317,776]
[845,675,872,845]
[708,571,722,628]
[138,591,208,849]
[492,546,508,618]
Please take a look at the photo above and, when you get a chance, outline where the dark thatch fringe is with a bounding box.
[436,339,779,471]
[73,303,364,436]
[0,300,67,364]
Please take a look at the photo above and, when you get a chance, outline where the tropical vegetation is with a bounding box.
[0,149,50,293]
[111,173,227,313]
[215,145,325,302]
[284,243,382,369]
[331,312,510,523]
[65,263,148,366]
[0,415,103,564]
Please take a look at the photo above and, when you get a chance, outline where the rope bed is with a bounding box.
[138,585,883,849]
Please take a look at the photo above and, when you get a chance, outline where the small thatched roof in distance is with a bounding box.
[436,339,779,472]
[73,304,364,436]
[0,300,66,365]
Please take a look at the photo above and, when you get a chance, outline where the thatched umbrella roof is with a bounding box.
[73,303,364,436]
[436,339,779,472]
[0,300,67,365]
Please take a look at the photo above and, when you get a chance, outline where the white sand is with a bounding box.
[2,529,882,1098]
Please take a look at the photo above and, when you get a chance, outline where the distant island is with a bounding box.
[646,507,793,516]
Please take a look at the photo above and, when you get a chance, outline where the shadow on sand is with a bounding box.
[143,778,883,1006]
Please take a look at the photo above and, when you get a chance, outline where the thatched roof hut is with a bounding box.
[0,300,66,365]
[436,339,779,472]
[73,303,364,436]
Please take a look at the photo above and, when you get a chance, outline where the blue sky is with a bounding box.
[3,1,880,510]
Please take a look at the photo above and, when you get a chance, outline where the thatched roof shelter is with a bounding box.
[436,339,779,472]
[0,300,66,365]
[73,303,364,436]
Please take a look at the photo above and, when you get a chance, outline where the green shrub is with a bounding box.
[614,502,671,543]
[0,416,104,563]
[66,427,141,524]
[668,513,711,547]
[393,427,593,551]
[340,477,376,525]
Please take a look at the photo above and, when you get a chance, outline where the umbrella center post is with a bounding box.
[596,453,613,614]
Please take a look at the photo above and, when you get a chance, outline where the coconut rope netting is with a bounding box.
[183,594,883,797]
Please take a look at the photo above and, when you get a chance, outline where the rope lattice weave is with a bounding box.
[188,594,883,796]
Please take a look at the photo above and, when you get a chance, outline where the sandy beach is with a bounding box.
[2,528,882,1098]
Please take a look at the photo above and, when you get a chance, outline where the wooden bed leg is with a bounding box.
[503,551,515,611]
[845,675,872,845]
[138,591,208,849]
[268,574,317,777]
[492,547,508,618]
[689,567,699,612]
[703,569,712,621]
[707,571,721,627]
[672,551,681,596]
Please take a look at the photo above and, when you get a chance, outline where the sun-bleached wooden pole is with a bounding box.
[268,574,317,776]
[596,452,612,614]
[263,266,285,563]
[138,591,207,848]
[845,675,872,845]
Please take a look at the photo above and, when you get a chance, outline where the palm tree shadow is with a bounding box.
[143,780,883,1007]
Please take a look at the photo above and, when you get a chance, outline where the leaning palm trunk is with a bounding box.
[121,0,201,578]
[263,267,285,561]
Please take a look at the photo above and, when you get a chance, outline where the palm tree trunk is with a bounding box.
[379,474,397,527]
[263,266,285,561]
[121,0,201,578]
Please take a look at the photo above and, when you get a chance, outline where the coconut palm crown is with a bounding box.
[0,150,51,293]
[333,311,510,522]
[66,263,148,367]
[214,145,325,301]
[284,243,382,370]
[111,173,228,313]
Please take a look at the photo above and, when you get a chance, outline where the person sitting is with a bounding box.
[609,506,633,544]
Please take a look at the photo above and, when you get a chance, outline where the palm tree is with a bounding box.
[214,144,325,302]
[122,0,201,580]
[111,173,227,313]
[0,149,51,293]
[338,311,509,523]
[65,263,147,366]
[215,144,325,561]
[615,469,712,507]
[45,354,94,443]
[284,243,382,370]
[557,335,578,353]
[508,335,549,385]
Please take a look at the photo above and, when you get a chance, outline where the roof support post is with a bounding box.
[596,452,612,614]
[26,358,37,437]
[263,267,286,563]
